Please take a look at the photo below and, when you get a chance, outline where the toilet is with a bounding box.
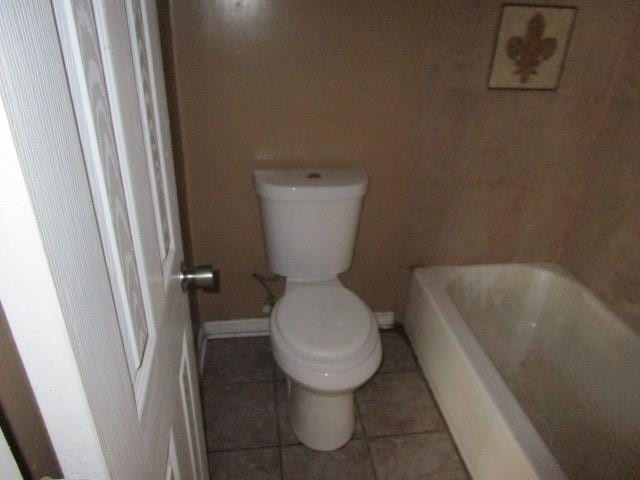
[254,168,382,451]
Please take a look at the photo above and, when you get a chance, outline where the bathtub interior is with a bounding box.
[444,264,640,480]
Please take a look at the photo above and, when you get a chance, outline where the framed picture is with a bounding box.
[489,4,577,90]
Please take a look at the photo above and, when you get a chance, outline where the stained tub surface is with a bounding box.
[404,264,640,480]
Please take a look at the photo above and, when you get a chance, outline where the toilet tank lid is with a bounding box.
[253,168,368,201]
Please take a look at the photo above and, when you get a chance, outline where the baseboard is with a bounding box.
[202,317,271,339]
[202,311,395,340]
[374,311,395,329]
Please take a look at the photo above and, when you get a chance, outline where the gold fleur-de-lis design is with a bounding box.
[507,13,557,83]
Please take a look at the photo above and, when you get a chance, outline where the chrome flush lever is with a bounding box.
[180,262,220,292]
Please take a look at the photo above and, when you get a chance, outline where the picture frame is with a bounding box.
[488,4,577,90]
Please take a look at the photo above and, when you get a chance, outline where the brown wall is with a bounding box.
[162,0,640,326]
[164,0,430,319]
[0,304,61,478]
[562,12,640,329]
[400,0,640,320]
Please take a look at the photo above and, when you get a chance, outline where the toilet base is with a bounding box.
[288,380,355,451]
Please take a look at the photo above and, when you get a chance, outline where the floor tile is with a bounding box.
[356,372,445,437]
[276,381,363,446]
[200,336,469,480]
[203,382,278,451]
[203,337,274,386]
[281,440,375,480]
[209,448,281,480]
[379,330,418,373]
[369,433,469,480]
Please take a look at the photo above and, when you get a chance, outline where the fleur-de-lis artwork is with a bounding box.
[507,13,557,83]
[489,6,576,90]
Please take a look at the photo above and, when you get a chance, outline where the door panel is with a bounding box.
[179,332,208,480]
[54,0,151,384]
[126,0,173,267]
[165,430,183,480]
[52,0,208,478]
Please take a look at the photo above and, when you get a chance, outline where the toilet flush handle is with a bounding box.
[180,262,220,293]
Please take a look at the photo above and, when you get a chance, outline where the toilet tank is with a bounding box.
[254,168,368,280]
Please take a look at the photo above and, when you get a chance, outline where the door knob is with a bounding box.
[180,262,220,292]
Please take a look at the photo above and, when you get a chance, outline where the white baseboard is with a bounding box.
[375,311,395,330]
[202,317,271,339]
[201,311,395,340]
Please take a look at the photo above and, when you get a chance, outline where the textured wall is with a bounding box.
[161,0,640,326]
[163,0,430,319]
[400,0,640,319]
[562,11,640,329]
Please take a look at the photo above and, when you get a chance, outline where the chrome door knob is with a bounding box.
[180,262,220,292]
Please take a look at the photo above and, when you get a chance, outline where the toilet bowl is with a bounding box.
[254,168,382,451]
[271,280,381,450]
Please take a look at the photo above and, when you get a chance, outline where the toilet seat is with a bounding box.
[270,283,381,392]
[275,284,373,365]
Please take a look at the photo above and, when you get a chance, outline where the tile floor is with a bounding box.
[201,329,470,480]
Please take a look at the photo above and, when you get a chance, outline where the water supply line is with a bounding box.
[253,272,279,315]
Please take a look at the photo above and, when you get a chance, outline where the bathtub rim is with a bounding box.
[408,263,571,480]
[428,262,630,335]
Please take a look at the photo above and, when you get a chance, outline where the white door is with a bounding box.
[0,1,208,479]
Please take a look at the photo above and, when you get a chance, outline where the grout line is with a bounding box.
[372,369,417,375]
[202,328,469,477]
[202,378,275,389]
[365,429,448,441]
[354,393,379,480]
[272,379,285,480]
[400,326,474,479]
[207,443,280,454]
[205,425,448,453]
[377,367,420,374]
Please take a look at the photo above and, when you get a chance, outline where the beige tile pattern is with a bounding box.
[379,330,418,373]
[203,382,278,451]
[357,372,445,437]
[209,448,281,480]
[369,433,469,480]
[202,335,469,479]
[276,381,363,446]
[281,440,375,480]
[203,336,274,386]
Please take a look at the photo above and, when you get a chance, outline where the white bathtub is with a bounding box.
[404,264,640,480]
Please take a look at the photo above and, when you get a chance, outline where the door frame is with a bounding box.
[0,2,153,478]
[0,426,23,480]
